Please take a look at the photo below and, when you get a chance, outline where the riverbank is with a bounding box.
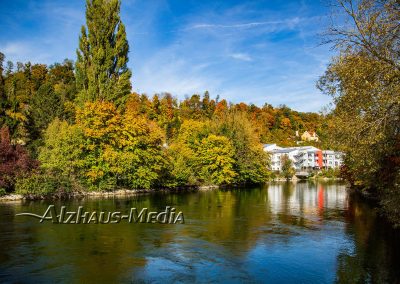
[0,179,346,202]
[0,185,221,202]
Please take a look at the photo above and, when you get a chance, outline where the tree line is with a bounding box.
[0,58,327,193]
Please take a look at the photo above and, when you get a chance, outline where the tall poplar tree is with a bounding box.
[0,53,5,112]
[0,52,8,129]
[76,0,131,106]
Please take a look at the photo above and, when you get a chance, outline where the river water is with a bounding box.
[0,181,399,283]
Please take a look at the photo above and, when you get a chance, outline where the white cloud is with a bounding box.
[229,53,252,61]
[1,42,28,57]
[0,41,54,63]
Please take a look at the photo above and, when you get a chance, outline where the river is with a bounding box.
[0,181,399,283]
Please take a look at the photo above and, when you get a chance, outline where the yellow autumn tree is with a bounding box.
[39,101,167,191]
[198,134,236,185]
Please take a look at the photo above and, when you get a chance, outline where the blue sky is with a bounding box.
[0,0,335,112]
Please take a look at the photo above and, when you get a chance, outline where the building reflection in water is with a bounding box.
[266,181,348,221]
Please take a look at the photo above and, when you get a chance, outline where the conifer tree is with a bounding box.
[76,0,131,106]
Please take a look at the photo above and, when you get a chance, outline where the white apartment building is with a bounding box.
[263,144,344,172]
[322,150,343,169]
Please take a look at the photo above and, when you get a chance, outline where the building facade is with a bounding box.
[264,144,344,172]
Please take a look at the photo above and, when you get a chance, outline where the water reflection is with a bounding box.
[0,181,398,283]
[335,194,400,283]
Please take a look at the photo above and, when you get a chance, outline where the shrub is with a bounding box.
[0,188,6,197]
[319,168,340,179]
[0,126,38,191]
[15,173,73,198]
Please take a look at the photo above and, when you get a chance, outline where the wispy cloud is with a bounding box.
[229,53,252,61]
[186,17,301,31]
[135,57,220,96]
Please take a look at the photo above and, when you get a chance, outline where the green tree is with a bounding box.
[318,0,400,226]
[38,119,85,179]
[76,0,131,106]
[47,59,77,122]
[281,155,295,181]
[0,52,7,128]
[212,111,270,184]
[118,108,166,189]
[166,120,210,186]
[30,83,62,133]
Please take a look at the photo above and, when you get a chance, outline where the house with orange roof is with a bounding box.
[301,131,319,142]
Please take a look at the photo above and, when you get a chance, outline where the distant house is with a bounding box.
[263,144,343,172]
[11,138,26,146]
[301,131,319,142]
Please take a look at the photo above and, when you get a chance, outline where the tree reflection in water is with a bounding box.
[0,181,399,283]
